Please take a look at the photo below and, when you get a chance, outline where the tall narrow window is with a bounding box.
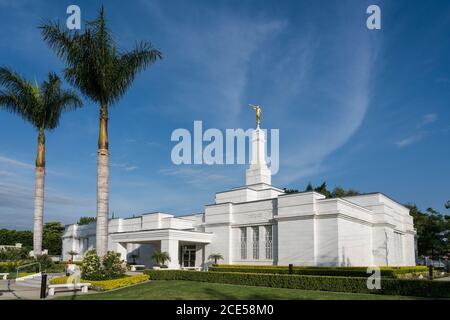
[252,227,259,259]
[240,227,247,259]
[265,225,273,259]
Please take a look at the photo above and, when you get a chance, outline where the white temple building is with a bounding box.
[62,127,416,268]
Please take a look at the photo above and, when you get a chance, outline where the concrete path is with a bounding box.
[0,274,91,300]
[435,276,450,282]
[0,279,41,300]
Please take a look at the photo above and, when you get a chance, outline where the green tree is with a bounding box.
[0,229,33,248]
[43,222,64,255]
[41,6,162,257]
[314,182,332,198]
[0,68,81,256]
[408,205,449,258]
[77,216,97,225]
[305,182,314,192]
[283,188,299,194]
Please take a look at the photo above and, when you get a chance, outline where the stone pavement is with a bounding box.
[0,279,41,300]
[0,276,91,300]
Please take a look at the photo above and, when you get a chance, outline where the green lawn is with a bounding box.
[56,280,421,300]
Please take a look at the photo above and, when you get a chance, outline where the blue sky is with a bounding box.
[0,0,449,229]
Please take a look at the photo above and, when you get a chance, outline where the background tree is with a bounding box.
[41,6,162,257]
[407,205,449,258]
[77,216,97,225]
[0,229,33,249]
[283,182,360,199]
[42,222,64,255]
[283,188,299,194]
[0,68,81,256]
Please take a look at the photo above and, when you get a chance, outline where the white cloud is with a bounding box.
[111,162,139,172]
[420,113,438,127]
[0,155,33,170]
[396,133,423,148]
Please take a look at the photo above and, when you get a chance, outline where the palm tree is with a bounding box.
[67,250,79,261]
[208,253,224,265]
[0,68,81,256]
[152,251,171,267]
[40,6,162,257]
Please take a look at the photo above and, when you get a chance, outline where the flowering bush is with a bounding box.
[81,250,126,280]
[49,274,149,291]
[102,251,125,279]
[81,250,102,280]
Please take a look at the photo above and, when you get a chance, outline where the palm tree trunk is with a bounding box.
[33,129,45,257]
[96,104,109,257]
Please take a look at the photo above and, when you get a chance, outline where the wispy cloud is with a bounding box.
[419,113,438,127]
[0,155,33,170]
[396,113,438,148]
[111,162,139,172]
[396,133,424,148]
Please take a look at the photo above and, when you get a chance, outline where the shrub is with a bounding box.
[144,269,450,298]
[0,247,30,261]
[0,261,26,273]
[209,265,428,278]
[49,274,149,291]
[102,251,126,279]
[81,250,102,280]
[81,250,126,280]
[35,254,54,271]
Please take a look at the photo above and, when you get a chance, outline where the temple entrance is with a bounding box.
[180,245,196,267]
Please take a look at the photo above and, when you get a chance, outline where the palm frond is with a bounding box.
[109,42,162,104]
[40,7,162,107]
[39,20,79,61]
[0,68,82,131]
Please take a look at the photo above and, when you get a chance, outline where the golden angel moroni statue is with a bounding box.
[249,104,262,128]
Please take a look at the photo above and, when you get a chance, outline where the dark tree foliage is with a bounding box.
[283,188,299,194]
[0,222,63,255]
[0,229,33,248]
[42,222,64,255]
[407,205,450,258]
[77,216,97,225]
[283,182,360,199]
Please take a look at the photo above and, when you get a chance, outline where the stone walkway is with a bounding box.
[0,279,41,300]
[0,277,91,300]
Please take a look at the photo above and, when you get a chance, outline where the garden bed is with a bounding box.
[49,274,149,291]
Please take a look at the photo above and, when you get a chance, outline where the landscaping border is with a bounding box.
[144,269,450,298]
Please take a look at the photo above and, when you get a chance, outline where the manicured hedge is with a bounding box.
[144,269,450,298]
[49,274,149,291]
[209,265,428,278]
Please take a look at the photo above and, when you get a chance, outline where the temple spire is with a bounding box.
[246,105,271,185]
